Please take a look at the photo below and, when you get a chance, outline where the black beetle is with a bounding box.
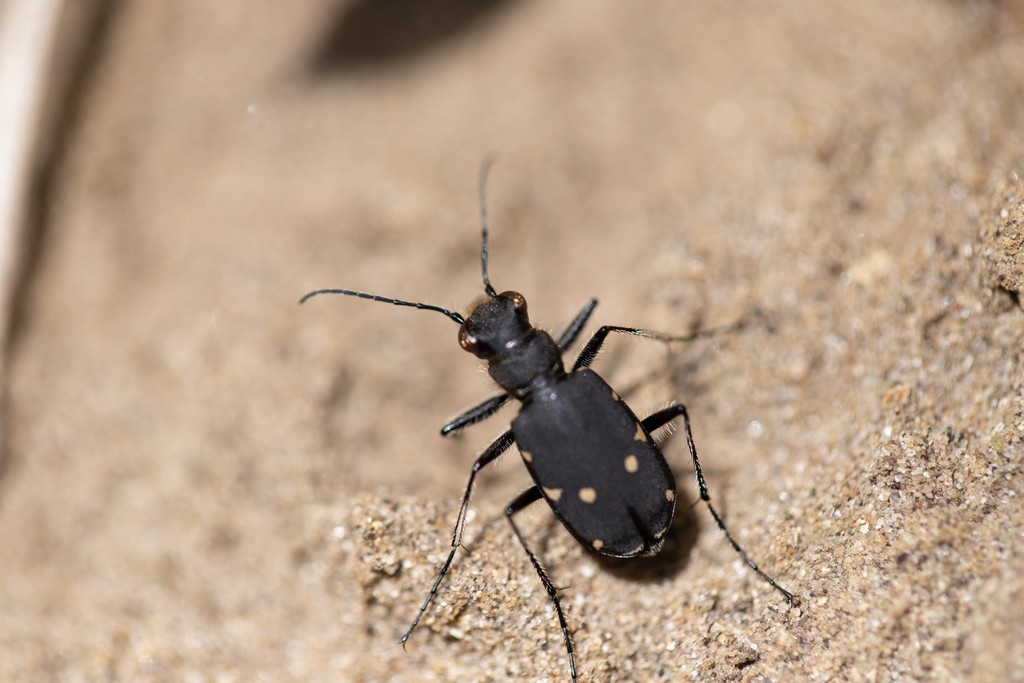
[301,163,793,680]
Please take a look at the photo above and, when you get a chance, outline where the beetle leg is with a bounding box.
[440,394,511,436]
[640,404,688,433]
[644,404,795,604]
[440,299,599,437]
[400,429,515,646]
[570,309,767,372]
[570,325,650,371]
[506,486,577,682]
[556,298,598,350]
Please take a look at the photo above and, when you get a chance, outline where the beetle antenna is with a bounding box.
[478,157,498,298]
[299,288,465,324]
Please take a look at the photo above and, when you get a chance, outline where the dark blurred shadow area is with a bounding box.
[309,0,516,73]
[594,495,702,584]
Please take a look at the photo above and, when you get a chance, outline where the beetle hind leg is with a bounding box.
[650,404,795,604]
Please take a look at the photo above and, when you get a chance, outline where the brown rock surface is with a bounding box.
[2,2,1022,681]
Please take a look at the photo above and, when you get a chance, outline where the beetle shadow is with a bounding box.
[590,496,702,583]
[307,0,517,74]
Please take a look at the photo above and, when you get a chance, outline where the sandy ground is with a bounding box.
[2,1,1023,681]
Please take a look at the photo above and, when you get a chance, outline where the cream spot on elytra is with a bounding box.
[543,487,563,501]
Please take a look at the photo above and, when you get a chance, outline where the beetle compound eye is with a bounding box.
[458,325,480,354]
[502,291,528,314]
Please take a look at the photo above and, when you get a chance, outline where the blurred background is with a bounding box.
[1,1,1022,680]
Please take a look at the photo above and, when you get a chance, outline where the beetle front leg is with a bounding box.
[556,298,598,350]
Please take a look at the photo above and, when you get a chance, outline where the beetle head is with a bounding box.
[458,291,531,359]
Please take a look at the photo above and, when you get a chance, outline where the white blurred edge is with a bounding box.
[0,0,65,384]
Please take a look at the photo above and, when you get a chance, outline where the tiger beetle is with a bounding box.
[301,162,793,681]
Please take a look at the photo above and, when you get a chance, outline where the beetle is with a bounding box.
[301,163,793,681]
